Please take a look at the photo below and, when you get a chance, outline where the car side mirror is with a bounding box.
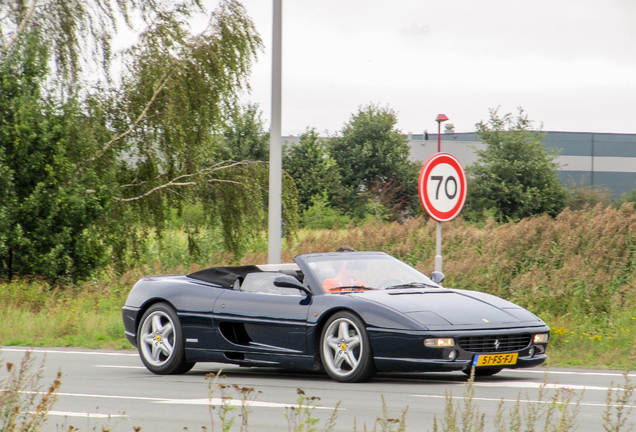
[273,275,311,295]
[431,271,445,285]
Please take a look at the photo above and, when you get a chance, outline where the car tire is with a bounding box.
[320,311,375,383]
[463,367,503,377]
[137,303,195,375]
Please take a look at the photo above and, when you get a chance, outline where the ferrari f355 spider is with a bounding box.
[122,252,549,382]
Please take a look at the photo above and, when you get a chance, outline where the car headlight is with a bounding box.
[533,333,549,344]
[424,338,455,348]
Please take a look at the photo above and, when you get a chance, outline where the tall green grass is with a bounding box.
[1,203,635,368]
[0,278,129,348]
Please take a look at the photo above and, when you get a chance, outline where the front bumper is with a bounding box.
[374,353,547,373]
[369,326,549,373]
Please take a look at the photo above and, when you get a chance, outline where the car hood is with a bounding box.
[356,288,541,329]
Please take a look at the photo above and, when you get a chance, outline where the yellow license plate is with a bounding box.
[473,353,518,367]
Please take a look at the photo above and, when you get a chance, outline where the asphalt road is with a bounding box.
[1,346,634,431]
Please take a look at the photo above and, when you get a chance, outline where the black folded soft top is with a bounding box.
[186,265,262,287]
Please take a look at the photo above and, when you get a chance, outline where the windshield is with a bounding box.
[304,254,439,293]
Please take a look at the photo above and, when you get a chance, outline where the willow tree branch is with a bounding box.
[86,69,174,165]
[116,181,197,202]
[1,0,39,58]
[116,162,250,203]
[119,160,255,189]
[116,178,243,202]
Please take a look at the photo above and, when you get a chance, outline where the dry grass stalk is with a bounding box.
[0,350,61,431]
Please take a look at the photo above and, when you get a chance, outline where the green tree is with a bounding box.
[0,0,210,86]
[465,108,568,222]
[0,0,282,279]
[328,104,420,219]
[0,32,109,281]
[221,103,269,161]
[283,128,343,212]
[201,161,299,259]
[102,0,267,267]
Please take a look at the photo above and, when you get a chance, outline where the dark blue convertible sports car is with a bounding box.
[122,251,549,382]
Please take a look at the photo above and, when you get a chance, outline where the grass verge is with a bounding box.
[1,278,635,370]
[1,205,636,370]
[0,278,129,349]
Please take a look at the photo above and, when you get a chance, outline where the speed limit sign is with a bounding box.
[418,153,467,222]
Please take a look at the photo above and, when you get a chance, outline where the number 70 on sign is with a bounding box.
[418,153,467,222]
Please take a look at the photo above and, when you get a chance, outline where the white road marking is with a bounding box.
[411,394,636,409]
[469,381,609,391]
[155,398,336,410]
[94,364,145,369]
[23,391,167,402]
[23,391,335,410]
[509,369,636,378]
[44,411,127,418]
[1,347,137,357]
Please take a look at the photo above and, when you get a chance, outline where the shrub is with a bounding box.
[303,195,351,230]
[566,181,613,210]
[466,108,568,222]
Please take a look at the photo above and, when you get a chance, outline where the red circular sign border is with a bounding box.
[418,153,467,222]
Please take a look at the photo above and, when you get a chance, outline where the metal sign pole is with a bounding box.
[434,114,448,273]
[435,221,442,272]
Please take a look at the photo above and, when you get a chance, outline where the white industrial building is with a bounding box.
[284,128,636,198]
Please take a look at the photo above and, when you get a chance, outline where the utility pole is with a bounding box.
[268,0,282,264]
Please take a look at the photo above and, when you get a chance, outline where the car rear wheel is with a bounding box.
[463,367,503,377]
[320,311,375,383]
[138,303,195,375]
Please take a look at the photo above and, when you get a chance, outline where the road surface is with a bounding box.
[1,346,633,431]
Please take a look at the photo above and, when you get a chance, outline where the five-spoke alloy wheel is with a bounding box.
[138,303,194,374]
[320,311,375,382]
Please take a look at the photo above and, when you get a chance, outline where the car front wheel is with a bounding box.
[137,303,195,375]
[320,311,375,383]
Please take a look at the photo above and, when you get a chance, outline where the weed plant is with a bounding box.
[284,389,322,432]
[202,369,633,432]
[434,370,485,432]
[0,351,61,431]
[206,371,237,432]
[602,373,635,432]
[363,395,408,432]
[491,373,583,432]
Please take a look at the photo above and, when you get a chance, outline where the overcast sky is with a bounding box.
[213,1,636,136]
